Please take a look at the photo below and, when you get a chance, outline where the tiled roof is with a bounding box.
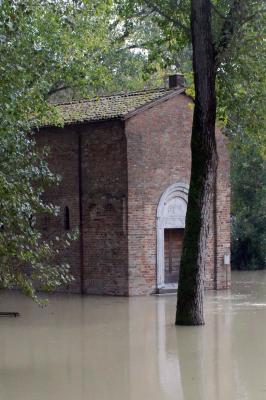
[53,87,184,124]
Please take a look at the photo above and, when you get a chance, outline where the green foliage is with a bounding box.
[115,0,266,271]
[217,5,266,269]
[113,0,191,73]
[93,48,166,95]
[217,1,266,139]
[0,0,112,301]
[231,144,266,269]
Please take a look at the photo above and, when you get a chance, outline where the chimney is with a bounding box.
[168,73,185,89]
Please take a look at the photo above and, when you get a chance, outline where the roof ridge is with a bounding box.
[53,86,174,107]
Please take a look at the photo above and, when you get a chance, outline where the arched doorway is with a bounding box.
[156,182,188,291]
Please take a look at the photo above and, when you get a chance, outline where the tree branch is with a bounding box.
[110,9,151,32]
[143,0,190,37]
[210,2,227,19]
[215,0,245,66]
[116,42,151,52]
[47,85,71,97]
[215,1,265,67]
[241,8,266,25]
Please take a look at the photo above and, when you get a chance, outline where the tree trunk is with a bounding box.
[175,0,218,325]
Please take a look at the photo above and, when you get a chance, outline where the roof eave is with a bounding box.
[38,116,122,130]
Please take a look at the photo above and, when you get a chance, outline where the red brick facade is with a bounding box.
[37,91,230,295]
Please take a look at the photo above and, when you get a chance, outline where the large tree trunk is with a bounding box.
[175,0,218,325]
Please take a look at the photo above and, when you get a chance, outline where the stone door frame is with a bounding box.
[156,182,189,290]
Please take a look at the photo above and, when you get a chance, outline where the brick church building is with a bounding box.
[37,76,231,295]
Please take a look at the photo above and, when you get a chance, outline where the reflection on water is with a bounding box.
[1,271,266,400]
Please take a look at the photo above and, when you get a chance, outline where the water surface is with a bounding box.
[0,271,266,400]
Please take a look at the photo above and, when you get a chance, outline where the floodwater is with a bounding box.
[0,272,266,400]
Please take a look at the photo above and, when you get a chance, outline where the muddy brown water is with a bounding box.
[0,271,266,400]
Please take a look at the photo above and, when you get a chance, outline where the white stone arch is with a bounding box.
[156,182,189,289]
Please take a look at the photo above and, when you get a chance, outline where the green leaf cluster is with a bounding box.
[231,144,266,269]
[0,0,112,301]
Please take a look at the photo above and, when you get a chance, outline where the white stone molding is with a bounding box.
[156,182,189,288]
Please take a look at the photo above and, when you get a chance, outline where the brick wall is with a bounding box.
[204,130,231,290]
[37,126,81,293]
[215,131,231,289]
[38,120,128,295]
[126,94,193,295]
[80,120,128,295]
[125,94,231,294]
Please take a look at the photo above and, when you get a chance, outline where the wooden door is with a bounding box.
[164,229,184,284]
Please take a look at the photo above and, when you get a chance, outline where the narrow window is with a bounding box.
[29,214,35,229]
[64,206,70,230]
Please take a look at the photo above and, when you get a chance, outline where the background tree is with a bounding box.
[0,0,112,301]
[231,144,266,270]
[116,0,265,324]
[217,15,266,270]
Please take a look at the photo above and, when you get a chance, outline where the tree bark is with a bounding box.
[175,0,218,325]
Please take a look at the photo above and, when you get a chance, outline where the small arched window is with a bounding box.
[64,206,70,230]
